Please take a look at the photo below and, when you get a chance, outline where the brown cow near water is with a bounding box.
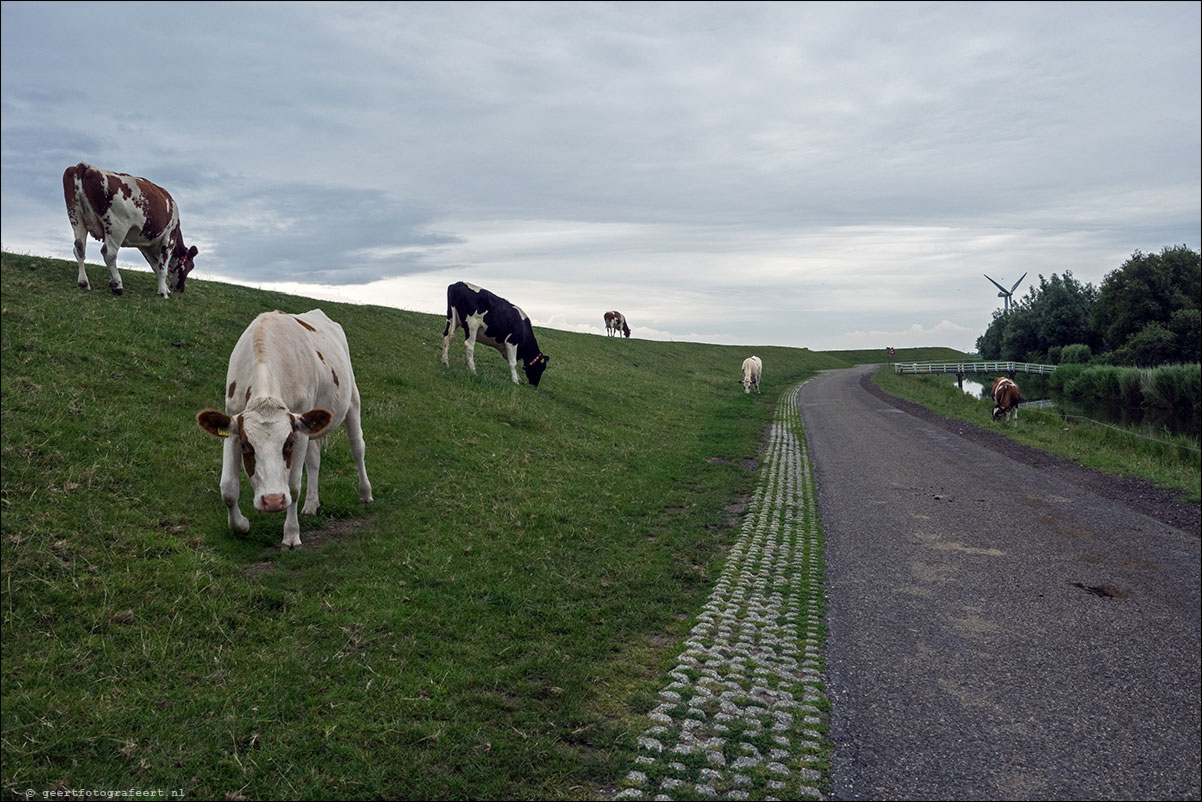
[991,377,1021,424]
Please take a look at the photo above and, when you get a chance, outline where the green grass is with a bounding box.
[1,251,847,800]
[872,367,1202,504]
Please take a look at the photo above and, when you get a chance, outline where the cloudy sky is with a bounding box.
[2,1,1199,351]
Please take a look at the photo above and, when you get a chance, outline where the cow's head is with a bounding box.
[169,244,199,292]
[524,353,550,387]
[622,321,631,338]
[197,399,333,512]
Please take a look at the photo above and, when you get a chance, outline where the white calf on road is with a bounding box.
[196,310,373,548]
[740,356,763,394]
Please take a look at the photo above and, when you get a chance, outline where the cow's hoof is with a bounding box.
[157,292,168,299]
[110,284,123,296]
[78,282,91,291]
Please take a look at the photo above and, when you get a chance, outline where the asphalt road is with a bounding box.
[799,365,1201,801]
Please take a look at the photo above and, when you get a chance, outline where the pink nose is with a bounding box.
[260,493,288,512]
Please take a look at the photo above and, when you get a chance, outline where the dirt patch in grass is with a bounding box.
[706,455,758,471]
[244,517,371,575]
[726,495,749,527]
[298,516,369,548]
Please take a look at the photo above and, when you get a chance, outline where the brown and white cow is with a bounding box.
[604,310,631,338]
[991,377,1021,424]
[442,282,550,386]
[63,162,198,297]
[740,356,763,394]
[196,310,373,548]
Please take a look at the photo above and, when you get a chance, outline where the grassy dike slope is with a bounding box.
[1,251,846,800]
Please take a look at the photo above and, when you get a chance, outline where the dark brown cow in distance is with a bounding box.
[603,310,631,338]
[63,162,198,297]
[991,377,1021,424]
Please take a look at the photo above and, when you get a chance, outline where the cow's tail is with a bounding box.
[62,163,87,214]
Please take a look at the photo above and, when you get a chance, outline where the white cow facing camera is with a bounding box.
[196,309,372,547]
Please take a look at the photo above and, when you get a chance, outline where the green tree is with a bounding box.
[1090,245,1202,352]
[1029,271,1098,353]
[1059,343,1092,364]
[999,297,1041,361]
[1169,308,1201,363]
[1111,322,1178,366]
[976,310,1007,359]
[974,271,1097,361]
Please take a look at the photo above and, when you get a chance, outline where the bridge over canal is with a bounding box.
[893,360,1057,377]
[894,360,1057,391]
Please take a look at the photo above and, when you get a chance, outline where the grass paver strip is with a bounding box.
[615,382,829,801]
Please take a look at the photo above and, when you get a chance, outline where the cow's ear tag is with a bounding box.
[217,427,232,438]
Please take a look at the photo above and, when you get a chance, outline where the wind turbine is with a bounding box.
[984,272,1026,313]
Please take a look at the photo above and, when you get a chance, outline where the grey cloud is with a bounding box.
[1,1,1197,350]
[193,180,464,284]
[1,126,112,188]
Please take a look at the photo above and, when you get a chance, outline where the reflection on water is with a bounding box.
[962,379,985,397]
[958,377,1199,440]
[1051,396,1200,440]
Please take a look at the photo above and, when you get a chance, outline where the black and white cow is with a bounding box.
[441,281,550,386]
[63,162,198,297]
[196,310,373,548]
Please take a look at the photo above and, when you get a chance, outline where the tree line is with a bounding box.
[976,245,1201,367]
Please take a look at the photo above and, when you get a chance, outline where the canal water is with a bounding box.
[960,378,1199,440]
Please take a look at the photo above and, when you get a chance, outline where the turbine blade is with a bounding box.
[984,274,1009,293]
[1009,272,1027,293]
